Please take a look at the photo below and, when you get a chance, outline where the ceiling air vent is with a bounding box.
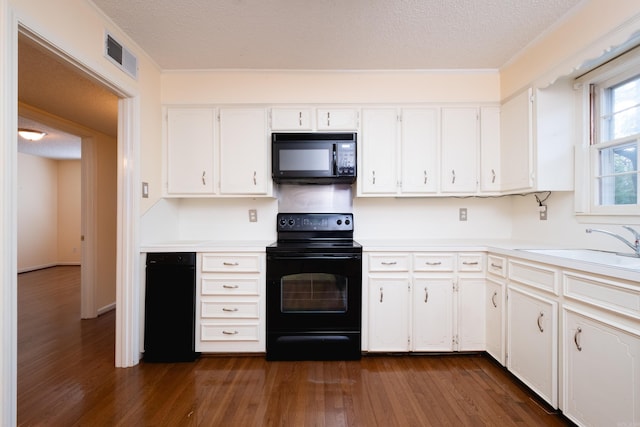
[105,32,138,80]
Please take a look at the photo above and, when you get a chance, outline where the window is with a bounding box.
[585,48,640,214]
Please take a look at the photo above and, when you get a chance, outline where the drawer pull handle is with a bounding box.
[380,287,384,303]
[451,169,456,184]
[223,262,240,266]
[372,170,376,185]
[425,261,442,266]
[222,308,238,312]
[491,169,496,184]
[490,263,502,269]
[253,171,257,185]
[201,171,206,186]
[537,312,544,333]
[222,330,239,335]
[491,291,497,308]
[462,261,479,265]
[574,327,582,351]
[381,261,397,265]
[423,170,428,184]
[424,287,429,303]
[223,284,239,289]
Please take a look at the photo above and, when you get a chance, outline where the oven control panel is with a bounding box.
[276,213,354,232]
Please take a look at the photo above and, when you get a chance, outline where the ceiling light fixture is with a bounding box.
[18,128,47,141]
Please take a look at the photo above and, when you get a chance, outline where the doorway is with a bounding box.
[18,32,118,319]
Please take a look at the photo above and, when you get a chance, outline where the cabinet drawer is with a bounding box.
[458,253,485,272]
[563,271,640,319]
[368,253,410,272]
[487,255,507,278]
[413,253,455,272]
[201,275,260,295]
[201,300,259,319]
[508,259,559,295]
[201,253,262,273]
[200,323,260,341]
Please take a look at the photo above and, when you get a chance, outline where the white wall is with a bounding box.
[17,155,81,272]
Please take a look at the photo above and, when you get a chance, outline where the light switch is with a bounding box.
[142,182,149,198]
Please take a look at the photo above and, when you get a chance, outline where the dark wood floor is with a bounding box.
[18,266,572,426]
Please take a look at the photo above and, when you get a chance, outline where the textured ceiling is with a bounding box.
[91,0,584,70]
[18,33,118,159]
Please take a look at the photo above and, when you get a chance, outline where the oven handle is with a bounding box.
[267,255,360,261]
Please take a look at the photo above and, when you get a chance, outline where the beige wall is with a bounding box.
[500,0,640,98]
[57,160,81,265]
[17,153,59,271]
[162,70,500,105]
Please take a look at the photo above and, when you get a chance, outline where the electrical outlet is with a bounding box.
[539,205,548,220]
[459,208,467,221]
[248,209,258,222]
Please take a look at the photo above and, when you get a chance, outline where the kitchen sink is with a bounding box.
[519,249,640,270]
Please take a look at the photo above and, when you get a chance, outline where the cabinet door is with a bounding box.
[316,108,358,130]
[368,277,410,351]
[219,108,269,195]
[166,108,216,194]
[479,106,501,192]
[507,286,558,407]
[485,278,505,364]
[563,308,640,427]
[457,278,486,351]
[401,108,439,194]
[412,278,453,351]
[360,108,399,195]
[441,107,478,193]
[270,108,312,130]
[501,88,533,191]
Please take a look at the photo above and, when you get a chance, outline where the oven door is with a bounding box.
[266,252,362,332]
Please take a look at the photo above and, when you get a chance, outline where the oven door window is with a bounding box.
[281,273,347,313]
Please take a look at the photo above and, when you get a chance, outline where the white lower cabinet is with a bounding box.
[412,277,453,351]
[485,278,505,364]
[563,307,640,427]
[507,285,558,408]
[366,251,485,353]
[196,252,265,352]
[368,276,411,351]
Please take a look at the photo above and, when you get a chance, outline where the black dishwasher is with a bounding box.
[144,252,200,362]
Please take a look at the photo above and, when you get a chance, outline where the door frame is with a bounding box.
[2,12,142,426]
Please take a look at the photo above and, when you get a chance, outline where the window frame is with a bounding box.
[577,45,640,216]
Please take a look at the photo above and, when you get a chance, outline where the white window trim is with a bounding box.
[575,45,640,217]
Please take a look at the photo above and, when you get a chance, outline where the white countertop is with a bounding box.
[140,238,640,283]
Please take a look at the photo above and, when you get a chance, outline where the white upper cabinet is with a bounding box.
[316,108,359,130]
[219,108,270,195]
[479,106,501,193]
[500,81,574,193]
[360,108,400,195]
[441,107,479,193]
[401,108,439,194]
[270,107,313,131]
[165,107,217,195]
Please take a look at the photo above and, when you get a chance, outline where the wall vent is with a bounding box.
[105,32,138,80]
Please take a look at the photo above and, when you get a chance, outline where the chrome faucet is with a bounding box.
[585,226,640,257]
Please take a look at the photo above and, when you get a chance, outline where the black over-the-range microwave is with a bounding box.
[271,132,357,184]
